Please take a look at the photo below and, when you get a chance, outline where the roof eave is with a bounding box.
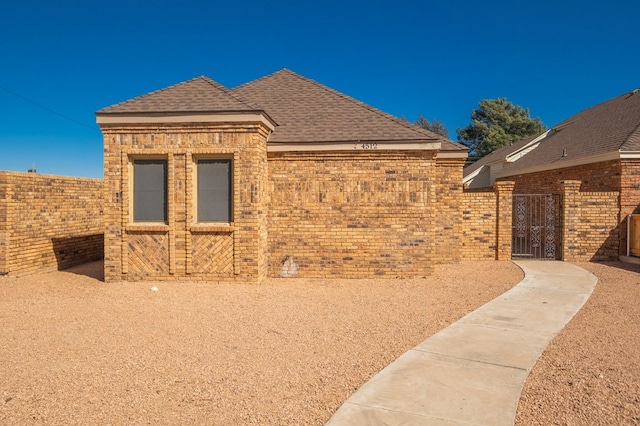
[504,130,551,162]
[96,110,277,130]
[495,150,640,178]
[267,140,442,152]
[463,165,484,183]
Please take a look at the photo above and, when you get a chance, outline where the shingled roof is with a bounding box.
[96,69,467,153]
[463,134,540,178]
[232,69,466,151]
[500,88,640,175]
[96,76,263,114]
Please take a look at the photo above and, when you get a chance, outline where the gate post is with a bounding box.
[494,181,515,260]
[561,180,581,261]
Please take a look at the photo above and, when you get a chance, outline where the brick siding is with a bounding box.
[101,124,270,283]
[561,180,619,261]
[0,171,103,275]
[500,160,621,194]
[434,158,465,263]
[499,160,633,257]
[267,151,438,278]
[461,189,497,259]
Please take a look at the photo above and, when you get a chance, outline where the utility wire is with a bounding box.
[0,84,96,130]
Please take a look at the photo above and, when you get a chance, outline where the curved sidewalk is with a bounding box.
[326,261,598,426]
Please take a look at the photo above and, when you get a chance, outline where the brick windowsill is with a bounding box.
[126,223,170,233]
[190,223,235,233]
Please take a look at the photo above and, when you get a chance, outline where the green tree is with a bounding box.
[457,98,545,160]
[415,115,449,138]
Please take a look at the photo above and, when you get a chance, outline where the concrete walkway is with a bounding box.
[326,261,598,426]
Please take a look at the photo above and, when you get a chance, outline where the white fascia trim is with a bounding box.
[96,112,276,131]
[463,165,484,184]
[495,151,635,178]
[505,130,551,162]
[267,141,441,152]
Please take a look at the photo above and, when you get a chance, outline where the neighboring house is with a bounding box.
[463,132,548,189]
[464,87,640,258]
[96,69,468,283]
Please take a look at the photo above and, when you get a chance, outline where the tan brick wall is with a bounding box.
[499,160,621,194]
[461,189,497,259]
[101,123,270,283]
[561,180,619,261]
[499,160,627,257]
[494,181,515,260]
[267,150,437,278]
[620,160,640,253]
[434,158,465,262]
[0,176,8,274]
[0,171,103,276]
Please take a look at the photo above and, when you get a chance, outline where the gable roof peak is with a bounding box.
[235,68,465,150]
[231,68,465,151]
[97,75,263,115]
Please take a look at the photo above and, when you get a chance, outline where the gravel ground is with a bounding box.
[0,261,521,425]
[0,260,637,425]
[516,261,640,426]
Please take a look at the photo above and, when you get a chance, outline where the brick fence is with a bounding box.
[0,170,622,278]
[460,180,620,262]
[0,171,104,276]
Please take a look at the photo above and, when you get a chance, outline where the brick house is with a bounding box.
[97,69,468,283]
[463,88,640,259]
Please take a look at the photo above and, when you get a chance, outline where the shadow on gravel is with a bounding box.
[63,260,105,282]
[590,260,640,274]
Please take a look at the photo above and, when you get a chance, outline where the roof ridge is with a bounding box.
[282,69,447,142]
[97,76,209,113]
[232,68,289,92]
[550,88,639,129]
[201,75,263,110]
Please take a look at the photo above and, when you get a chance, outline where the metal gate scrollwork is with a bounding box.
[512,194,562,260]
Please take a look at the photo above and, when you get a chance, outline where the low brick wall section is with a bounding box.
[562,182,619,261]
[461,189,498,259]
[0,171,104,276]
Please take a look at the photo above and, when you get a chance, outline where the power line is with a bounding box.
[0,84,96,130]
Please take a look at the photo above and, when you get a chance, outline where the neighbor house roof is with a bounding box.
[231,69,466,152]
[463,134,540,178]
[498,88,640,177]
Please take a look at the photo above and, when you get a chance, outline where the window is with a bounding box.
[133,159,167,222]
[197,159,232,222]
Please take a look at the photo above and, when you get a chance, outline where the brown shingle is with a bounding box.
[463,134,539,177]
[232,69,466,151]
[97,76,262,114]
[502,88,640,173]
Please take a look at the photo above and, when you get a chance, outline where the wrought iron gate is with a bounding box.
[512,194,562,260]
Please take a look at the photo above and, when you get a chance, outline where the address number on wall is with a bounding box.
[353,143,378,150]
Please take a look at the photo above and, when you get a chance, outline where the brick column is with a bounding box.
[562,180,581,262]
[434,157,465,263]
[0,173,8,274]
[494,181,515,260]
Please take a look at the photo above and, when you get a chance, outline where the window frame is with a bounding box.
[130,157,168,224]
[193,156,234,224]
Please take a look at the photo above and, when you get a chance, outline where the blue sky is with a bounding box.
[1,0,639,178]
